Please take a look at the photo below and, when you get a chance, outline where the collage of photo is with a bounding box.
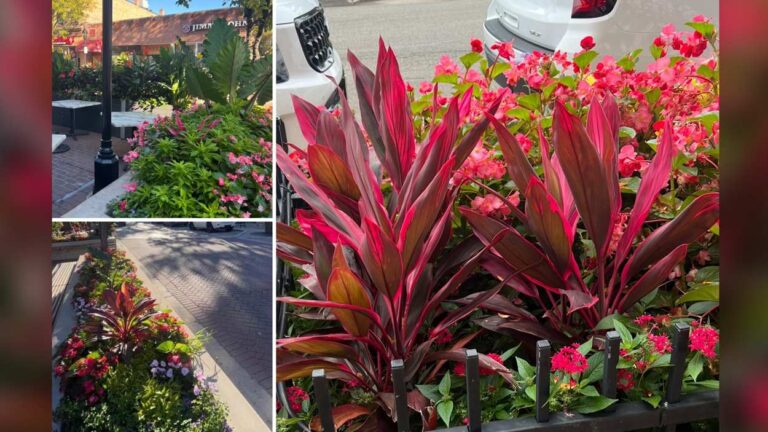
[50,1,720,431]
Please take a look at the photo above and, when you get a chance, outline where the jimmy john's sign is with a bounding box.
[182,19,247,33]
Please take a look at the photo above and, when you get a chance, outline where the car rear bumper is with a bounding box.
[483,17,555,64]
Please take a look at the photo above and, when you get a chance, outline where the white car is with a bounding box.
[483,0,718,68]
[275,0,345,148]
[188,222,235,232]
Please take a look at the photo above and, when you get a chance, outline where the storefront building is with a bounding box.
[81,8,247,65]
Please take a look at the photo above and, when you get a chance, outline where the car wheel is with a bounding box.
[206,222,214,233]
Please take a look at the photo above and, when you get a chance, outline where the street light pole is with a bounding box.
[94,0,118,193]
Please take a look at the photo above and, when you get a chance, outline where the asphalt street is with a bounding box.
[322,0,489,110]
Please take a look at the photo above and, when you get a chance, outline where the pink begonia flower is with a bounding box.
[123,150,140,163]
[242,212,251,218]
[434,55,459,76]
[218,178,226,187]
[228,152,238,164]
[123,182,137,193]
[418,81,433,94]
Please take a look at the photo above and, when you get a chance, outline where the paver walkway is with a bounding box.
[52,129,130,217]
[116,223,273,422]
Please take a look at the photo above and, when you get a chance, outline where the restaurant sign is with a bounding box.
[182,20,247,33]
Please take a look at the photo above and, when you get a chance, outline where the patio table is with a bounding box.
[52,134,67,153]
[111,111,158,129]
[52,99,101,140]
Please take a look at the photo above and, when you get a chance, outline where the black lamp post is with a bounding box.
[94,0,118,193]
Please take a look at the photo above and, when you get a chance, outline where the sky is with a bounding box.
[145,0,231,15]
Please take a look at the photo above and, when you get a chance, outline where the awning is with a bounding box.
[75,39,103,53]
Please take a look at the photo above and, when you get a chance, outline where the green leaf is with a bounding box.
[677,282,719,304]
[416,384,442,403]
[650,44,664,60]
[578,338,593,356]
[695,266,720,283]
[558,75,577,89]
[501,344,520,361]
[646,88,662,106]
[490,62,511,79]
[437,400,454,427]
[583,352,604,384]
[619,177,641,194]
[507,106,531,120]
[641,394,662,408]
[579,385,600,397]
[460,52,483,69]
[518,93,541,111]
[524,385,537,402]
[686,352,704,382]
[574,50,599,71]
[156,340,174,353]
[693,380,720,389]
[613,319,633,344]
[575,396,616,414]
[686,21,716,38]
[650,354,671,368]
[619,126,636,139]
[594,313,633,331]
[516,357,535,380]
[687,301,718,315]
[690,111,719,132]
[439,371,451,396]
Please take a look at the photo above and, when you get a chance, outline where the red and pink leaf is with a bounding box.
[619,244,687,312]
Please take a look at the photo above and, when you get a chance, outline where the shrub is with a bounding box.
[109,103,272,218]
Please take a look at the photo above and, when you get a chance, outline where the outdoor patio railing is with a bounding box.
[309,324,719,432]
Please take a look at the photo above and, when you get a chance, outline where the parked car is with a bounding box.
[188,222,235,232]
[483,0,718,68]
[275,0,345,148]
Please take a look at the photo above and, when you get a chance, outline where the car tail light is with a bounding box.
[571,0,617,18]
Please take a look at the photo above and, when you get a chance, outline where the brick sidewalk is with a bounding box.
[117,224,273,421]
[52,128,130,217]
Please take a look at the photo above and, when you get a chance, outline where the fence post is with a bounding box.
[391,359,410,432]
[312,369,335,432]
[602,331,621,412]
[666,322,690,405]
[465,349,481,432]
[535,340,551,422]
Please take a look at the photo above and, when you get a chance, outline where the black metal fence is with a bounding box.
[309,324,718,432]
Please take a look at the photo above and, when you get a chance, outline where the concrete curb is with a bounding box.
[118,240,272,431]
[63,172,133,218]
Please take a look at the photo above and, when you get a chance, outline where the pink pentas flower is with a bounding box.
[119,200,127,212]
[648,333,672,354]
[123,182,137,193]
[434,55,460,76]
[634,314,655,327]
[228,152,238,164]
[689,326,719,359]
[285,386,309,412]
[617,369,635,391]
[551,346,588,374]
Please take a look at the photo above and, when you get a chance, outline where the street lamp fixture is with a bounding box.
[94,0,119,193]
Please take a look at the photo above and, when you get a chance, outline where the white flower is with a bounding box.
[150,360,159,367]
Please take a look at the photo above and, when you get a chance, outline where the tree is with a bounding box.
[52,0,95,37]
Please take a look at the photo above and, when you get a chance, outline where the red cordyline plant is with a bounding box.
[276,40,517,428]
[86,282,158,359]
[463,96,719,341]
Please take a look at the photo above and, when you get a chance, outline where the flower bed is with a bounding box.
[53,249,231,431]
[276,17,719,431]
[108,103,272,218]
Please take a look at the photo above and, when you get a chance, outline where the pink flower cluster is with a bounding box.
[689,324,719,359]
[551,346,588,375]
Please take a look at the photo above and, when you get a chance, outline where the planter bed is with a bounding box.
[53,248,232,431]
[52,238,117,262]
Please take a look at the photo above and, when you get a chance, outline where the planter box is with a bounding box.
[51,238,116,262]
[63,173,134,218]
